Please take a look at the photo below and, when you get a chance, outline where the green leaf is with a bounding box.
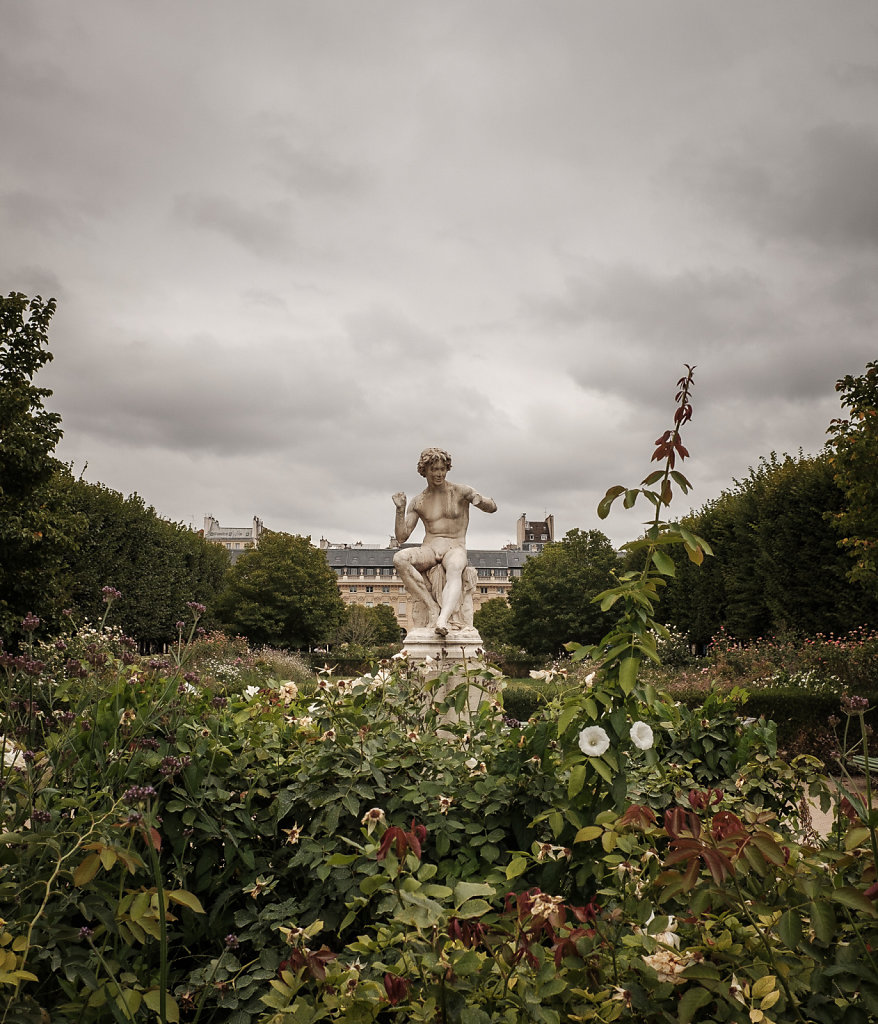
[809,900,836,944]
[455,898,492,919]
[573,826,602,844]
[557,704,578,737]
[453,881,495,908]
[651,550,675,577]
[505,857,528,880]
[73,853,101,887]
[677,986,711,1023]
[597,485,625,519]
[166,889,206,914]
[618,656,639,695]
[844,826,872,851]
[568,763,587,800]
[777,908,802,948]
[751,975,776,999]
[832,886,878,917]
[623,489,639,509]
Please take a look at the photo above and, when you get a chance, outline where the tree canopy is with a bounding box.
[654,451,878,647]
[0,293,85,642]
[827,361,878,590]
[62,477,229,647]
[216,532,345,649]
[507,528,620,656]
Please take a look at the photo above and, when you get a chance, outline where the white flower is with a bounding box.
[584,672,596,688]
[578,725,610,757]
[630,721,654,751]
[529,670,548,680]
[278,681,299,704]
[438,795,453,814]
[360,807,386,833]
[243,685,260,700]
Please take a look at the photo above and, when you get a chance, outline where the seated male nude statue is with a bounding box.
[392,447,497,637]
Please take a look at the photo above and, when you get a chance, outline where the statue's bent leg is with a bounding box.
[435,548,468,636]
[394,550,441,626]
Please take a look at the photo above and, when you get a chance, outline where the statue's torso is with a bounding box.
[415,482,470,543]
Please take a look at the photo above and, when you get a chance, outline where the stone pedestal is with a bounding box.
[401,627,485,666]
[402,627,487,728]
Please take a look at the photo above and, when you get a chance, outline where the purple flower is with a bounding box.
[187,602,207,616]
[78,926,94,941]
[123,785,157,804]
[225,934,240,949]
[102,586,122,603]
[21,614,40,632]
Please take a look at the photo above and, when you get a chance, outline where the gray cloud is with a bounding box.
[687,122,878,251]
[174,195,297,259]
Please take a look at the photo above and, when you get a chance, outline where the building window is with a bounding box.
[480,586,489,594]
[381,567,393,576]
[478,568,491,578]
[398,602,406,613]
[398,586,405,593]
[349,587,357,593]
[365,601,373,607]
[364,567,376,576]
[494,569,508,579]
[381,586,390,593]
[365,585,374,593]
[334,568,343,576]
[497,587,505,595]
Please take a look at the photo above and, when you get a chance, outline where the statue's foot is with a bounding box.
[434,622,449,638]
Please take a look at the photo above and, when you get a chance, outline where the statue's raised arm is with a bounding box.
[392,447,496,638]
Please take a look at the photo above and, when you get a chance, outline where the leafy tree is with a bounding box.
[335,603,402,647]
[473,597,515,649]
[371,602,403,644]
[0,293,85,643]
[63,477,229,647]
[657,452,878,645]
[827,361,878,589]
[507,529,620,656]
[216,532,345,648]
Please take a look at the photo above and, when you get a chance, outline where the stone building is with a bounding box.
[202,515,264,563]
[516,513,554,552]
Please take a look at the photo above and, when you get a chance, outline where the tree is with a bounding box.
[473,597,515,649]
[827,361,878,590]
[507,529,620,656]
[0,293,85,642]
[62,477,229,647]
[335,603,402,647]
[656,451,878,645]
[216,532,345,648]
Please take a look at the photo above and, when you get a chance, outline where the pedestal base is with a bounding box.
[401,627,484,666]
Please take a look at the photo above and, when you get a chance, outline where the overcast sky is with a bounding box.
[3,2,877,550]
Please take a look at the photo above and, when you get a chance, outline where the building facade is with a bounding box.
[516,513,554,552]
[202,515,264,562]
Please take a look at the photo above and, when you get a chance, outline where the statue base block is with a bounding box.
[401,627,485,666]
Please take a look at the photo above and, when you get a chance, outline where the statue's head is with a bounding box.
[417,447,452,477]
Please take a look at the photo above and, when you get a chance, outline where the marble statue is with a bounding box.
[392,447,497,637]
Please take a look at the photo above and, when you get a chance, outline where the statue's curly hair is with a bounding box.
[417,447,452,477]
